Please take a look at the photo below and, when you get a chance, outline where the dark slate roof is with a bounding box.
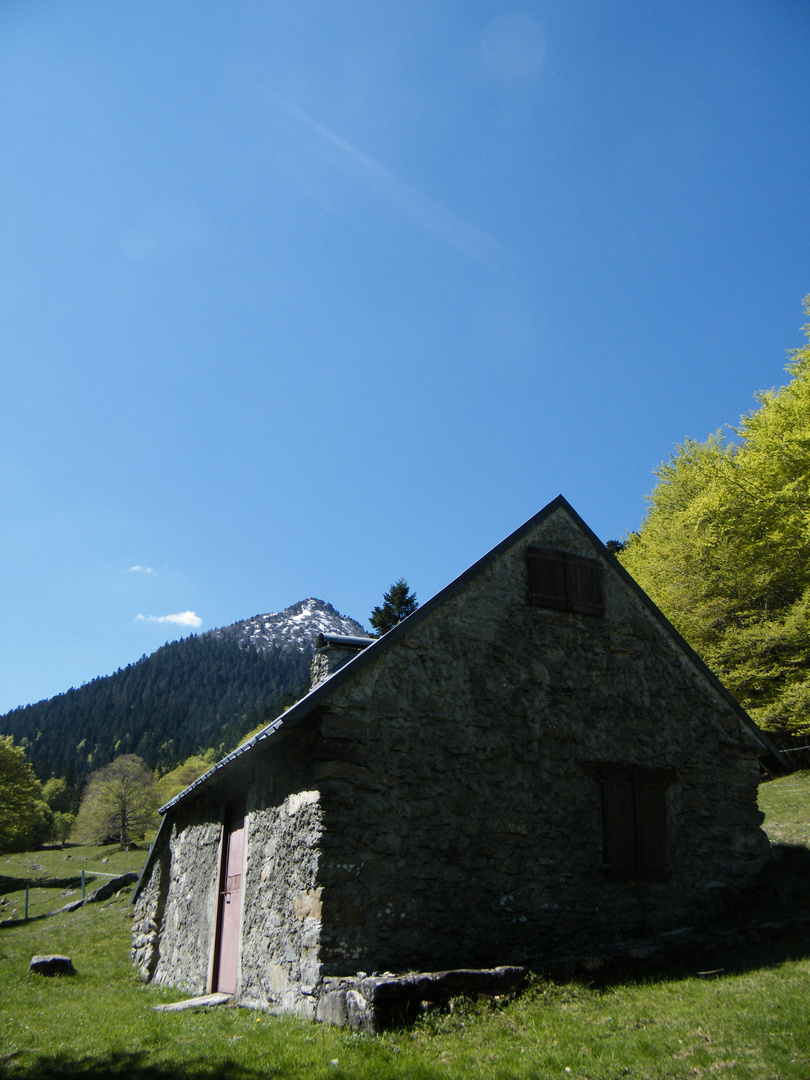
[156,494,785,820]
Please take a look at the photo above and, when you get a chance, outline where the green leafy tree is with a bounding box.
[41,776,76,846]
[620,296,810,739]
[0,736,48,852]
[155,750,218,807]
[51,811,76,847]
[42,776,75,814]
[369,578,418,636]
[72,754,158,849]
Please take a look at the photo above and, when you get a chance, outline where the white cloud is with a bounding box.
[135,611,202,628]
[128,565,154,574]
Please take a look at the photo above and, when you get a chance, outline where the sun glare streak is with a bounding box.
[268,94,508,266]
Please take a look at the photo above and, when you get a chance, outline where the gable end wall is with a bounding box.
[312,507,768,973]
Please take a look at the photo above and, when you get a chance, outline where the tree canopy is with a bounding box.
[155,749,218,808]
[369,578,418,636]
[0,736,49,852]
[620,297,810,740]
[72,754,158,849]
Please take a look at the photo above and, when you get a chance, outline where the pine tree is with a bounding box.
[370,578,418,636]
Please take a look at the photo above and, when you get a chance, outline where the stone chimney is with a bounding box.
[310,633,374,690]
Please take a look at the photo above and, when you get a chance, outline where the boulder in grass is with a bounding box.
[30,955,75,976]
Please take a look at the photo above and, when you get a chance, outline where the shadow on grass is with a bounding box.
[4,1051,261,1079]
[579,843,810,989]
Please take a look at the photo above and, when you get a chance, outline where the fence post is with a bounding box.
[25,883,29,921]
[81,869,85,899]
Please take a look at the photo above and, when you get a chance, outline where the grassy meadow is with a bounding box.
[0,773,808,1079]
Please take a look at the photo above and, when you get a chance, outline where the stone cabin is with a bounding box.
[132,495,782,1020]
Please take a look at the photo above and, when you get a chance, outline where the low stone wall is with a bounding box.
[314,966,527,1032]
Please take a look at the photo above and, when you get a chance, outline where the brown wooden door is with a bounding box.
[213,798,246,995]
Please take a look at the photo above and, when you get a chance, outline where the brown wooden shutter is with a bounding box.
[587,764,673,881]
[527,549,568,609]
[633,774,669,881]
[566,554,605,616]
[599,768,638,880]
[527,548,604,615]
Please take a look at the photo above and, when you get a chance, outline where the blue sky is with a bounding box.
[1,1,809,715]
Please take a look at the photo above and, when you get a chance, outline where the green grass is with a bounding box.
[758,768,810,847]
[0,777,808,1079]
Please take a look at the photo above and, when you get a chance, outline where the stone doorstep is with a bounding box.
[153,993,233,1013]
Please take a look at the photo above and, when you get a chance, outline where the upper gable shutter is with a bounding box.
[527,548,604,615]
[527,549,568,609]
[566,554,605,616]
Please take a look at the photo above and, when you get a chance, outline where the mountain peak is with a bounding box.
[206,599,368,655]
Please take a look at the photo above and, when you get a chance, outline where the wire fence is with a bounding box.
[12,869,132,922]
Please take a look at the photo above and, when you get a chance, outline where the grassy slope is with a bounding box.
[0,775,807,1079]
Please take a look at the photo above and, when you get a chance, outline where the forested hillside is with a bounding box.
[0,635,310,786]
[0,599,366,786]
[620,297,810,742]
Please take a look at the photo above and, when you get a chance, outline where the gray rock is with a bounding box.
[87,872,138,903]
[30,955,75,976]
[345,989,373,1031]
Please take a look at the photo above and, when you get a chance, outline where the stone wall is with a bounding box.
[228,722,323,1015]
[131,836,170,981]
[134,727,324,1011]
[238,789,323,1018]
[133,803,223,995]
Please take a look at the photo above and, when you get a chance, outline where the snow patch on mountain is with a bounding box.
[206,598,368,656]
